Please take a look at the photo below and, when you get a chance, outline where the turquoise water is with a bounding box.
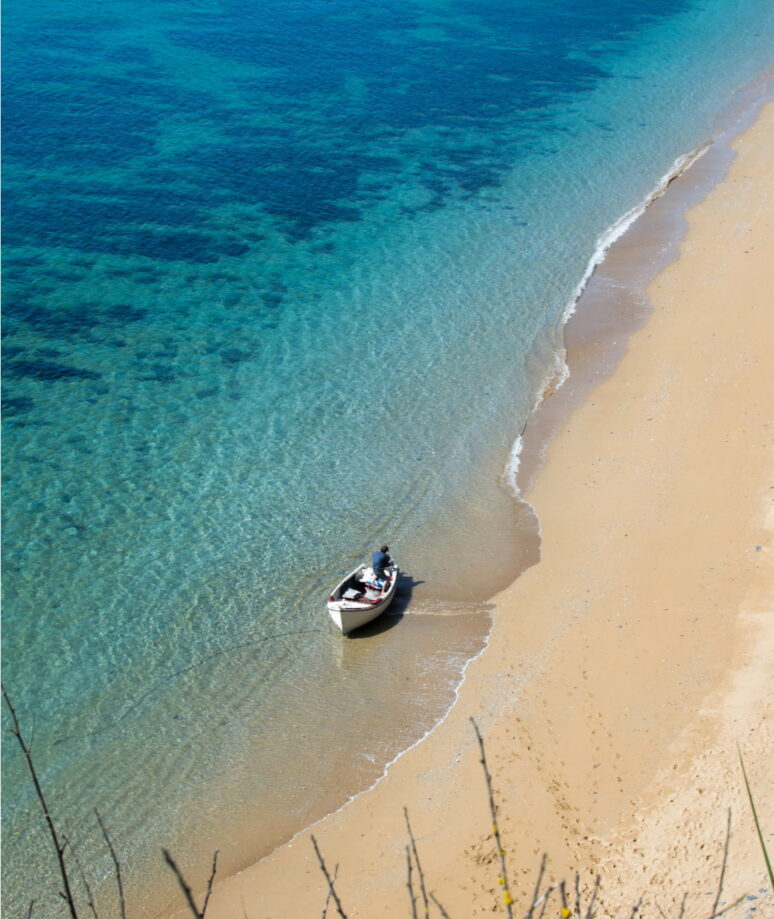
[3,0,773,914]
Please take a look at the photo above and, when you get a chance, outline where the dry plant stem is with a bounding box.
[322,864,339,919]
[574,873,581,917]
[95,810,126,919]
[677,892,688,919]
[404,807,430,918]
[200,850,219,919]
[429,892,452,919]
[470,718,514,917]
[72,845,100,919]
[162,848,218,919]
[560,881,568,915]
[584,875,600,919]
[2,686,79,919]
[709,809,732,919]
[533,884,557,919]
[311,835,348,919]
[628,895,643,919]
[163,850,202,919]
[526,854,547,919]
[706,894,748,919]
[406,846,418,919]
[27,901,35,919]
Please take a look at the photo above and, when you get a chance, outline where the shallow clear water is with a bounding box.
[3,0,773,914]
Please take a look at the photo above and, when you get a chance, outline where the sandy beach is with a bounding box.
[181,101,773,919]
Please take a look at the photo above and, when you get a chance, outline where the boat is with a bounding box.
[327,562,399,635]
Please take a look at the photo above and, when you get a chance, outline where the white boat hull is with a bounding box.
[327,563,398,635]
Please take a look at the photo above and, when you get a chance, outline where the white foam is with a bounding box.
[561,143,709,327]
[502,143,709,500]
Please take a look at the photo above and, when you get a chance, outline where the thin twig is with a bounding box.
[27,901,36,919]
[584,875,600,919]
[526,854,547,919]
[535,883,555,919]
[470,718,513,918]
[163,849,203,919]
[676,892,688,919]
[707,893,748,919]
[560,880,568,915]
[2,686,79,919]
[199,850,219,919]
[311,835,348,919]
[429,892,452,919]
[161,847,217,919]
[72,845,100,919]
[710,809,732,919]
[404,808,430,918]
[628,895,643,919]
[95,811,126,919]
[574,872,581,917]
[406,845,418,919]
[321,864,339,919]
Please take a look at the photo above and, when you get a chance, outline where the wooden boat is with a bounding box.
[327,562,399,635]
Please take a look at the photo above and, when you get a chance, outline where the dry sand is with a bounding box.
[188,102,773,919]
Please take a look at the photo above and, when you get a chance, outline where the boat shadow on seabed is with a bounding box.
[344,571,424,639]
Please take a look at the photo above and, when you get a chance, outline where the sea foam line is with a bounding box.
[503,142,710,499]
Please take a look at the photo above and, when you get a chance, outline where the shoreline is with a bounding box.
[167,95,772,919]
[512,70,773,503]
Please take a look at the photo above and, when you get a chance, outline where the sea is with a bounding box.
[2,0,773,915]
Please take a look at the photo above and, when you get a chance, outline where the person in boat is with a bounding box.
[372,545,392,587]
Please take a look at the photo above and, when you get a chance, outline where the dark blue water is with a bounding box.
[3,1,773,915]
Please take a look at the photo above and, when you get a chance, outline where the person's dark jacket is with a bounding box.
[372,549,391,575]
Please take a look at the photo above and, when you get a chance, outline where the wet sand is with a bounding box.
[175,100,773,918]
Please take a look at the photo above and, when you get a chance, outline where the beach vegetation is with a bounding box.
[738,746,773,893]
[4,687,769,919]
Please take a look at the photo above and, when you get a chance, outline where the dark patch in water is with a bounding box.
[220,348,252,364]
[146,364,176,384]
[132,271,164,285]
[4,360,101,382]
[103,304,148,323]
[4,301,98,336]
[47,269,85,282]
[5,255,45,269]
[1,395,35,416]
[3,298,149,338]
[2,346,27,360]
[195,388,218,399]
